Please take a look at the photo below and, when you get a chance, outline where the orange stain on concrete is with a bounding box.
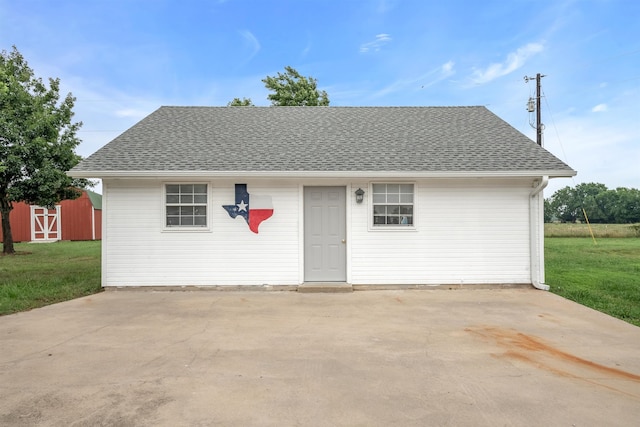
[466,325,640,397]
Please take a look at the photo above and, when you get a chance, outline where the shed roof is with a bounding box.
[71,106,575,178]
[86,190,102,210]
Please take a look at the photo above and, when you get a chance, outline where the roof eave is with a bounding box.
[69,169,577,180]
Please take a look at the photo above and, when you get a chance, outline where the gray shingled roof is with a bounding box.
[71,106,575,177]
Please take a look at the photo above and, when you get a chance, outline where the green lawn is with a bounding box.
[0,241,102,316]
[545,238,640,327]
[1,239,639,328]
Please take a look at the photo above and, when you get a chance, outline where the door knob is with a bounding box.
[342,239,346,243]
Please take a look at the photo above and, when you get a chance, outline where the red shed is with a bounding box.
[0,190,102,243]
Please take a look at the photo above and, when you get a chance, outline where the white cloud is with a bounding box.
[359,34,392,53]
[419,61,456,90]
[591,103,608,112]
[239,30,260,62]
[469,42,544,85]
[441,60,454,74]
[376,0,398,14]
[301,41,312,57]
[373,61,455,98]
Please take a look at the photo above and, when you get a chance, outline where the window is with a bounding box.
[372,183,414,226]
[165,184,208,227]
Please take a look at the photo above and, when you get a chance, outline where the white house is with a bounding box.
[70,106,575,291]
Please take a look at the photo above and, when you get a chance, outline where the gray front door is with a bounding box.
[304,186,346,282]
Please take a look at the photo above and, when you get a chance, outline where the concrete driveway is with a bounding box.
[1,289,639,426]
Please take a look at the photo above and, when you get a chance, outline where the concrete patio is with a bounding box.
[1,289,639,426]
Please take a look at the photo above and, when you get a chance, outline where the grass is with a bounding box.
[545,237,640,327]
[0,241,102,316]
[1,237,638,329]
[545,222,640,238]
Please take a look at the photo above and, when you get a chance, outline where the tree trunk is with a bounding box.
[1,198,15,254]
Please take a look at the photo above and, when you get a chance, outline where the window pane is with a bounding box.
[400,205,413,215]
[372,184,386,193]
[386,184,400,194]
[387,216,399,224]
[193,184,207,194]
[400,194,413,203]
[373,205,386,215]
[372,183,414,227]
[401,216,413,225]
[387,194,399,203]
[165,183,208,228]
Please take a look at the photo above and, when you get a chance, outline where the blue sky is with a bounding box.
[2,0,638,195]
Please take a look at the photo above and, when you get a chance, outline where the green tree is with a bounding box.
[594,190,620,223]
[547,183,608,223]
[603,187,640,223]
[547,186,580,223]
[544,198,555,222]
[227,97,254,106]
[262,66,330,106]
[0,46,89,254]
[546,183,640,224]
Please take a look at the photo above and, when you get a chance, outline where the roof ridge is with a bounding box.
[158,105,487,109]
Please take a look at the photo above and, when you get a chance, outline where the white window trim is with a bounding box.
[162,182,212,232]
[368,182,418,232]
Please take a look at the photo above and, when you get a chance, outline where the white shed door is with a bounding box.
[31,206,61,241]
[304,187,346,282]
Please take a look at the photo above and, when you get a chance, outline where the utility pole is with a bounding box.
[525,73,545,146]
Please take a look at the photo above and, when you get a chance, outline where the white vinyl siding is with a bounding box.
[351,179,531,285]
[102,179,299,287]
[101,177,534,287]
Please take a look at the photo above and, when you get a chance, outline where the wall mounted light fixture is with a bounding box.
[355,188,365,204]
